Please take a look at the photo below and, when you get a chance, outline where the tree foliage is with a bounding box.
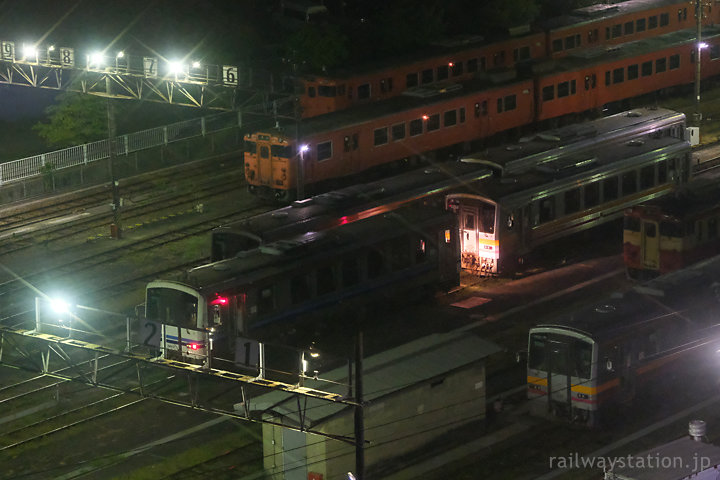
[283,25,350,72]
[33,93,110,149]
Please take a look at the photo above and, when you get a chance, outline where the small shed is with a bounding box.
[247,331,500,480]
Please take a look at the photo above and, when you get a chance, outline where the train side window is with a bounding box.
[564,35,577,50]
[316,265,336,295]
[406,72,418,88]
[698,221,704,241]
[570,79,576,94]
[622,171,638,195]
[543,85,554,101]
[437,65,449,81]
[539,197,555,223]
[258,286,274,314]
[628,64,639,80]
[669,54,680,70]
[427,114,440,132]
[307,86,316,98]
[357,83,370,99]
[656,58,667,73]
[318,85,336,97]
[564,188,581,214]
[605,71,611,86]
[603,177,619,200]
[640,165,655,189]
[479,57,486,71]
[374,127,389,146]
[493,51,506,66]
[584,182,600,207]
[444,110,457,127]
[260,146,269,159]
[452,61,464,76]
[467,58,478,72]
[636,18,646,32]
[624,21,634,35]
[392,123,406,141]
[352,133,359,151]
[317,141,332,161]
[641,61,653,76]
[342,257,360,287]
[244,140,256,154]
[660,12,669,27]
[648,15,658,29]
[660,221,683,237]
[514,46,530,61]
[421,68,433,84]
[367,248,386,279]
[612,24,622,38]
[409,118,423,136]
[613,68,624,84]
[390,237,412,271]
[291,274,313,304]
[711,45,720,60]
[710,218,718,239]
[557,81,570,98]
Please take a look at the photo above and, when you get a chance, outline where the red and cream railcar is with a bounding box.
[534,26,720,122]
[543,0,714,60]
[297,32,545,118]
[624,179,720,279]
[245,78,535,201]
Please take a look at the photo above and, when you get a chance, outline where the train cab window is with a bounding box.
[539,197,555,223]
[564,188,581,214]
[613,68,624,84]
[465,214,475,230]
[409,118,423,136]
[557,81,570,98]
[427,114,440,132]
[636,18,646,32]
[612,24,622,38]
[640,165,655,189]
[146,288,198,328]
[648,15,658,29]
[497,95,516,113]
[660,221,683,237]
[467,58,478,72]
[367,248,386,279]
[584,182,600,207]
[391,123,406,141]
[479,204,495,234]
[342,257,360,287]
[528,333,547,370]
[244,140,256,154]
[357,83,370,100]
[515,46,531,61]
[406,72,418,88]
[374,127,389,146]
[271,145,293,157]
[656,58,667,73]
[641,61,653,76]
[291,274,313,304]
[444,110,457,127]
[645,223,657,238]
[317,141,332,161]
[318,85,337,97]
[307,86,316,98]
[624,216,640,233]
[437,65,449,81]
[260,146,270,159]
[421,68,433,84]
[624,21,634,35]
[622,171,638,195]
[603,177,619,200]
[258,286,274,314]
[660,13,669,27]
[452,61,464,76]
[669,54,680,70]
[542,85,555,101]
[316,265,336,295]
[628,64,639,80]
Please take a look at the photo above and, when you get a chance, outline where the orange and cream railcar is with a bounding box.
[527,254,720,427]
[624,179,720,279]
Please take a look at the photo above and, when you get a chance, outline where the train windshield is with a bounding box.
[271,144,293,158]
[146,287,199,329]
[623,216,640,232]
[528,332,593,379]
[475,202,495,234]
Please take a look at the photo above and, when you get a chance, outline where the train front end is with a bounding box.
[145,280,230,366]
[527,327,598,427]
[446,194,500,275]
[244,132,296,202]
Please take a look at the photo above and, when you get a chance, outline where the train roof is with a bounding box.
[536,25,720,74]
[461,107,684,174]
[533,254,720,341]
[540,0,691,31]
[628,177,720,221]
[179,204,454,292]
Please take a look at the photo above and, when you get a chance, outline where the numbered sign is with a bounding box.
[140,319,161,348]
[143,56,157,78]
[223,65,238,86]
[1,41,14,61]
[235,336,260,368]
[59,47,74,67]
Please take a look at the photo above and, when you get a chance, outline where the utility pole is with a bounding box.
[354,332,365,480]
[694,0,703,127]
[107,98,122,239]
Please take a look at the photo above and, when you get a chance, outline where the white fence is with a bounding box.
[0,111,244,185]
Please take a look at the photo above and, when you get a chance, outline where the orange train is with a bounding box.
[246,25,720,201]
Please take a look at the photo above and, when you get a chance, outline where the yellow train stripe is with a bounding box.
[527,375,619,395]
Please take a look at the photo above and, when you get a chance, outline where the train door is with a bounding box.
[640,220,660,270]
[459,205,479,270]
[547,340,572,416]
[256,136,273,186]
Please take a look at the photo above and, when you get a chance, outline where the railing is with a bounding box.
[0,110,244,185]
